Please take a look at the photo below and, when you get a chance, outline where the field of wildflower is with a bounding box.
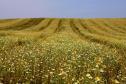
[0,18,126,84]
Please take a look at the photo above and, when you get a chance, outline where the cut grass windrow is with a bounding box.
[70,19,84,37]
[100,19,126,34]
[88,19,126,36]
[79,19,126,40]
[104,19,126,32]
[0,19,17,23]
[0,18,44,30]
[54,19,63,33]
[38,19,53,31]
[12,18,44,30]
[39,19,61,40]
[0,19,27,29]
[71,19,126,57]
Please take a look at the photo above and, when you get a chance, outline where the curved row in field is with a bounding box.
[0,18,45,30]
[79,19,126,40]
[70,19,126,57]
[0,18,126,47]
[88,19,126,36]
[0,19,27,28]
[98,19,126,34]
[0,19,17,23]
[0,18,125,34]
[40,19,61,38]
[54,19,63,33]
[103,19,126,31]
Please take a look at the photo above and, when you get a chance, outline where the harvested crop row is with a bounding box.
[54,19,63,33]
[24,18,53,31]
[71,19,125,43]
[92,20,126,36]
[88,19,126,36]
[38,18,53,31]
[71,19,126,55]
[55,19,74,33]
[39,19,61,39]
[106,18,126,26]
[0,19,27,28]
[79,19,126,40]
[0,18,44,30]
[103,19,126,31]
[11,18,44,30]
[99,19,126,34]
[70,19,84,38]
[0,19,17,23]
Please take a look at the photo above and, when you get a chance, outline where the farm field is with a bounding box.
[0,18,126,84]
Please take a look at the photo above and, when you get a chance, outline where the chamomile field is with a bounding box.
[0,18,126,84]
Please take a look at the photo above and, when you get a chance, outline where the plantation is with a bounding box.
[0,18,126,84]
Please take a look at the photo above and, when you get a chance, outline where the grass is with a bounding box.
[0,18,126,84]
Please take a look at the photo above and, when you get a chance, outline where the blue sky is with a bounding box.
[0,0,126,19]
